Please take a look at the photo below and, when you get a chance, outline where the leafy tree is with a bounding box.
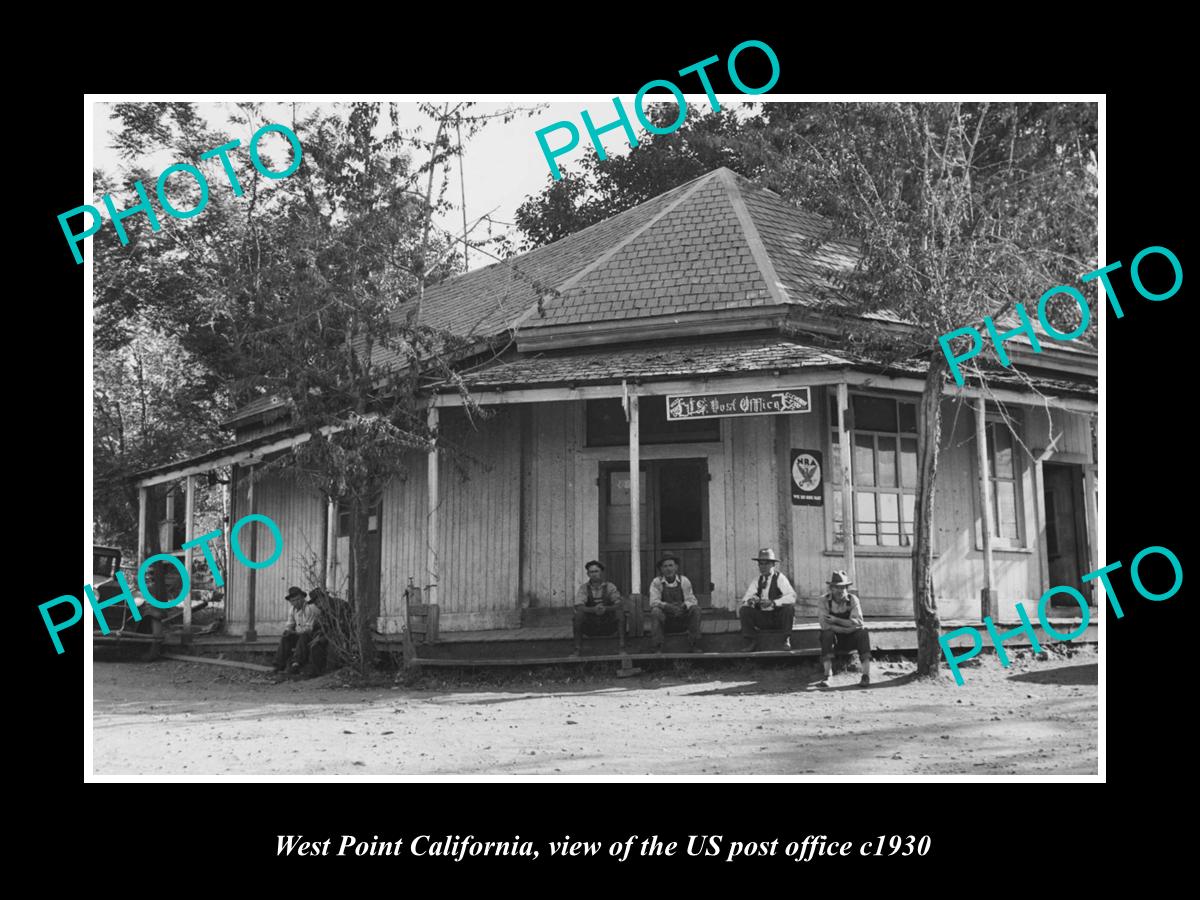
[94,101,512,670]
[514,106,752,251]
[516,101,1097,676]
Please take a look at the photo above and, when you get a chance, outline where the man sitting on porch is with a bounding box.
[274,586,321,675]
[738,548,797,651]
[817,570,872,688]
[648,554,702,653]
[572,560,625,656]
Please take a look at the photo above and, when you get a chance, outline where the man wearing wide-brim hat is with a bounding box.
[817,570,872,687]
[273,585,320,675]
[738,549,797,651]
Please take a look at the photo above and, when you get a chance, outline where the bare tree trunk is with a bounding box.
[348,495,376,673]
[912,353,947,675]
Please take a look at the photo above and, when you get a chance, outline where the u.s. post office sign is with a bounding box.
[666,388,811,421]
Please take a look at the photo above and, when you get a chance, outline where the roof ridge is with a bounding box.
[509,168,725,330]
[716,167,792,307]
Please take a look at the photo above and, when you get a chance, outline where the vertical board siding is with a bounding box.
[378,406,523,632]
[719,415,779,610]
[523,401,578,608]
[226,466,325,635]
[787,389,834,604]
[224,394,1093,634]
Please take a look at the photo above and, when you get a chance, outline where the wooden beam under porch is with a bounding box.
[113,616,1095,668]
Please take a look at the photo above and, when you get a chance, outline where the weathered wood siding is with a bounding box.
[223,392,1094,634]
[227,466,325,635]
[377,405,523,632]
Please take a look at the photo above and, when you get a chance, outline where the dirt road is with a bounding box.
[92,648,1098,776]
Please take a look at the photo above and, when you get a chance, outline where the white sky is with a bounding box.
[93,100,754,271]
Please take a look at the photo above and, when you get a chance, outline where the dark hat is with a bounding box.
[285,586,307,601]
[657,553,680,568]
[753,548,780,563]
[827,570,853,587]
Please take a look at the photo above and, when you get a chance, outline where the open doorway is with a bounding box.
[333,496,382,607]
[599,459,711,605]
[1043,462,1091,606]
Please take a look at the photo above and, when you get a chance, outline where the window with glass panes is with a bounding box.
[985,422,1023,545]
[829,394,919,548]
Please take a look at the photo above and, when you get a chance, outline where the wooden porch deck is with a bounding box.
[119,615,1096,669]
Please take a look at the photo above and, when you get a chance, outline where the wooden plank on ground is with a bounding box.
[161,652,275,672]
[413,649,824,667]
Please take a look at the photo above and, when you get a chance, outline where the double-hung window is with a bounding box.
[982,420,1025,548]
[829,393,920,548]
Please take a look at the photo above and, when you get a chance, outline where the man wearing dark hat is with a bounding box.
[647,554,702,652]
[571,560,625,656]
[274,586,320,674]
[738,548,797,651]
[817,570,872,687]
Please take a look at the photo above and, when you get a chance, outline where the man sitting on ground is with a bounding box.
[647,555,702,653]
[738,548,797,651]
[817,570,872,687]
[274,586,321,675]
[572,560,625,656]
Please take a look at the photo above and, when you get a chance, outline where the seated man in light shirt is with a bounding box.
[647,554,702,653]
[738,548,797,651]
[274,585,321,675]
[817,570,872,688]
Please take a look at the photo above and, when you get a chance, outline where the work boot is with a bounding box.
[741,638,757,652]
[859,675,871,687]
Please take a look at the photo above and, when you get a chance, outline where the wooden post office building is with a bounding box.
[135,168,1098,652]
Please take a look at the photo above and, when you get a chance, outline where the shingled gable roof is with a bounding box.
[226,167,1094,426]
[518,167,858,337]
[379,166,858,356]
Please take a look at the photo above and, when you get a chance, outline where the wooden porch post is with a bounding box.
[836,382,855,580]
[223,468,232,599]
[1083,462,1099,605]
[426,406,439,611]
[137,486,148,569]
[628,393,641,622]
[975,398,997,619]
[183,474,195,640]
[164,488,176,552]
[324,496,336,591]
[244,464,258,642]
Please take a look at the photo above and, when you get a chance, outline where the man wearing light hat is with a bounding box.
[817,570,872,687]
[273,585,320,674]
[738,549,797,651]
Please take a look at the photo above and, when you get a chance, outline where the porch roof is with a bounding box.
[454,337,853,390]
[440,335,1098,400]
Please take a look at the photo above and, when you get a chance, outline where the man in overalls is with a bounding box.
[817,570,872,687]
[647,554,702,652]
[571,560,625,656]
[738,548,797,651]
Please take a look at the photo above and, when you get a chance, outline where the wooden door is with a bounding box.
[598,459,711,605]
[1044,463,1090,605]
[599,463,651,598]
